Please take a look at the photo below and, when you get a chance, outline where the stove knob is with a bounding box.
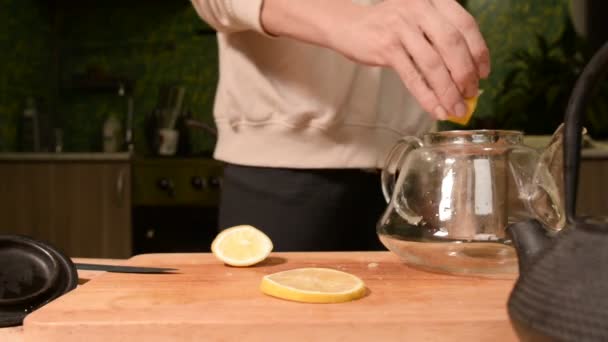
[145,228,156,239]
[157,178,175,197]
[208,176,222,189]
[191,176,208,191]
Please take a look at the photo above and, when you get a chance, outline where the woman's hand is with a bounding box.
[262,0,490,120]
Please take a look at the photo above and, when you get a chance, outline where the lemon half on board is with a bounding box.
[445,89,484,126]
[211,225,273,267]
[260,267,367,303]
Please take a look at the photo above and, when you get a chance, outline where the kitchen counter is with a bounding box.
[2,136,608,161]
[0,152,132,162]
[578,145,608,159]
[524,135,608,159]
[1,252,518,341]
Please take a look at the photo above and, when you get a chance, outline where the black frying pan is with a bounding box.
[0,235,78,328]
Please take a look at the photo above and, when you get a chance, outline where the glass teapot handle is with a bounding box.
[381,136,424,203]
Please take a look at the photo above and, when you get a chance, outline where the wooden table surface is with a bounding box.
[2,252,519,342]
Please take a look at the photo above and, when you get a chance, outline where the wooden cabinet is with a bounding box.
[0,152,605,259]
[0,155,131,258]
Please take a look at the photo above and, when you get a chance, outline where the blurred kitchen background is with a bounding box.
[0,0,607,259]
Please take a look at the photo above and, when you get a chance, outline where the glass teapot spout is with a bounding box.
[537,123,566,203]
[536,123,588,199]
[529,123,587,230]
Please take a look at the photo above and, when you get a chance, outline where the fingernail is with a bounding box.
[454,102,467,117]
[464,84,478,98]
[434,105,448,120]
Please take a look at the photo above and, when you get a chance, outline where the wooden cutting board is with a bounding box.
[23,252,518,341]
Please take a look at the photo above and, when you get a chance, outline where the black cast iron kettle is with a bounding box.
[506,40,608,341]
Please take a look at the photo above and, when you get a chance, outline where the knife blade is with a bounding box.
[74,263,177,274]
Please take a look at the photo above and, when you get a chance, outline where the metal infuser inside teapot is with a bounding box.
[377,123,567,277]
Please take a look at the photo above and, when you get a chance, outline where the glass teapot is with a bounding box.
[377,126,567,277]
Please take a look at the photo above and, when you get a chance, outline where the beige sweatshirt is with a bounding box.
[190,0,433,169]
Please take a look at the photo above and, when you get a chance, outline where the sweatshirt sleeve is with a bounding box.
[190,0,267,34]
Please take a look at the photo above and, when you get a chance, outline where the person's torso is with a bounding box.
[215,31,430,135]
[211,0,433,168]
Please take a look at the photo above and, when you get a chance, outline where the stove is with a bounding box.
[131,158,223,254]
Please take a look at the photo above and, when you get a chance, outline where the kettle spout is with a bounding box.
[506,219,552,273]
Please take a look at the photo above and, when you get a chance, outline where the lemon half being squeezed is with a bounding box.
[445,89,484,126]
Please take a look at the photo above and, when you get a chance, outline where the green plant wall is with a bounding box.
[471,0,569,116]
[2,0,592,153]
[0,0,217,154]
[55,0,218,154]
[441,0,580,134]
[0,0,54,151]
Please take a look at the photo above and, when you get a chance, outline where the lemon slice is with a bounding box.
[446,89,484,126]
[260,268,367,303]
[211,225,273,267]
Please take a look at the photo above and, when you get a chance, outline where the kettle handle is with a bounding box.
[563,40,608,222]
[381,136,424,203]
